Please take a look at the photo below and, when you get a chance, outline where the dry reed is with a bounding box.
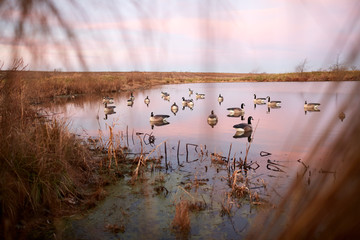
[172,200,191,236]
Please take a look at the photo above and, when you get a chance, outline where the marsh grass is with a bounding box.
[2,70,359,104]
[171,200,191,237]
[0,70,124,239]
[0,106,95,238]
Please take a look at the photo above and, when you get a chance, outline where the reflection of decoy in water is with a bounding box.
[103,112,116,120]
[196,93,205,99]
[144,96,150,106]
[189,88,193,96]
[171,102,179,115]
[129,92,135,101]
[207,110,218,128]
[304,100,320,110]
[104,102,116,113]
[162,94,170,101]
[218,94,224,105]
[161,91,169,98]
[233,116,254,133]
[150,112,170,129]
[227,103,245,117]
[233,130,252,142]
[304,100,320,114]
[338,111,345,122]
[305,109,320,115]
[253,94,267,104]
[103,96,114,104]
[150,121,170,129]
[127,98,134,107]
[103,102,116,119]
[267,96,281,107]
[267,105,281,113]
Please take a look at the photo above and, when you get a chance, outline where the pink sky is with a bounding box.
[0,0,359,72]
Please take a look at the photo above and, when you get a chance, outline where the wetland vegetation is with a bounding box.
[1,67,360,239]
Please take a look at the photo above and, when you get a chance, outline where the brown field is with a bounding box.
[1,70,359,102]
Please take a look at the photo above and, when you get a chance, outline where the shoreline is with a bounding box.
[2,70,360,102]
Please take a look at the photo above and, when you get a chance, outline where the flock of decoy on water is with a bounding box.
[102,87,323,140]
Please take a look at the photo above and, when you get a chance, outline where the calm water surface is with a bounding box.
[52,81,357,239]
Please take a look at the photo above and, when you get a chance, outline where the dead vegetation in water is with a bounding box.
[171,200,191,236]
[105,223,125,234]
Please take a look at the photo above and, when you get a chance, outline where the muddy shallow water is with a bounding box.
[49,81,357,239]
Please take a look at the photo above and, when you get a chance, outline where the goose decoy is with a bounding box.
[187,99,194,109]
[189,88,194,96]
[130,92,135,101]
[253,94,266,104]
[304,101,320,114]
[233,116,254,133]
[171,102,179,115]
[196,93,205,99]
[103,96,114,104]
[144,96,150,106]
[304,100,320,110]
[182,97,191,106]
[267,96,281,107]
[207,110,218,128]
[227,103,245,117]
[338,111,345,122]
[150,112,170,123]
[161,91,170,101]
[218,94,224,105]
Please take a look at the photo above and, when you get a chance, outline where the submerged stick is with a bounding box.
[186,143,188,162]
[227,143,232,162]
[165,141,168,170]
[244,120,259,165]
[227,143,232,172]
[138,135,144,157]
[186,143,199,162]
[126,125,129,147]
[177,140,180,165]
[132,128,135,145]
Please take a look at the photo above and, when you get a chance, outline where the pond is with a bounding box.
[51,81,357,239]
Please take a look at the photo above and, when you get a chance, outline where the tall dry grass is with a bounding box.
[171,200,191,237]
[2,70,359,104]
[0,70,99,239]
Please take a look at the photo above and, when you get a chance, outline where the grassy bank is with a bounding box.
[0,71,123,239]
[1,70,359,102]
